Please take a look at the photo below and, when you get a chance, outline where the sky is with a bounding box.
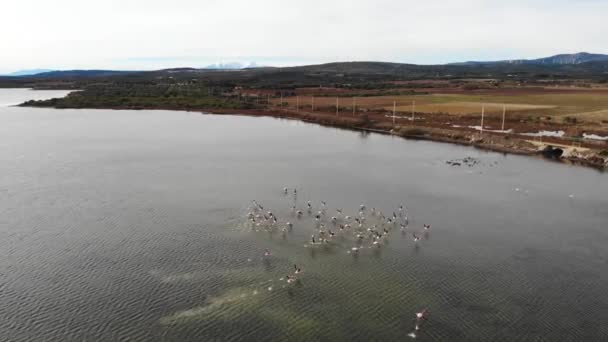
[1,0,607,73]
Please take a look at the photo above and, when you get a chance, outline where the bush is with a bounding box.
[399,128,428,136]
[358,114,370,126]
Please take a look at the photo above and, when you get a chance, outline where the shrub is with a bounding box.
[399,128,428,136]
[358,114,370,126]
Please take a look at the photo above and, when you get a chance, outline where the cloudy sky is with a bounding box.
[1,0,607,73]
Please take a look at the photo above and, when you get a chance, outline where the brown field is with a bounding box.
[240,82,608,169]
[272,87,608,131]
[395,102,555,115]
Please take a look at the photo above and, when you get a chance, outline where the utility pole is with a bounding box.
[411,100,415,124]
[267,94,270,106]
[393,100,396,125]
[501,104,506,131]
[336,97,339,116]
[480,105,485,135]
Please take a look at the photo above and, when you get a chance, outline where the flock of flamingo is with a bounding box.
[245,187,432,338]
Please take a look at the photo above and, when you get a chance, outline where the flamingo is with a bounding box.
[416,309,427,320]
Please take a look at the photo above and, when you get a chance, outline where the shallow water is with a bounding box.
[1,89,607,341]
[0,88,73,106]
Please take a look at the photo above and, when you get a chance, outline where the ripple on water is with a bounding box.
[2,105,608,341]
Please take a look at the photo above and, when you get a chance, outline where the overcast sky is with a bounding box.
[1,0,607,73]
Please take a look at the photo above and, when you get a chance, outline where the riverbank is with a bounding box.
[202,107,607,171]
[19,101,608,170]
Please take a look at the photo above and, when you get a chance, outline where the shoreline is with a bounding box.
[19,103,608,171]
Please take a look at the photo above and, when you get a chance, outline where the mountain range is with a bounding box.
[205,62,259,70]
[1,62,259,77]
[5,69,56,76]
[2,53,608,82]
[451,52,608,66]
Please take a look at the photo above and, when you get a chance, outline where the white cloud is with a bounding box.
[1,0,607,72]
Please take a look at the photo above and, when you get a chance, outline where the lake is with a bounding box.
[1,89,607,341]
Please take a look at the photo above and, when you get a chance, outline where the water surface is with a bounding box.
[0,88,73,106]
[1,89,607,341]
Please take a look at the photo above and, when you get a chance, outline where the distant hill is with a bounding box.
[6,69,56,76]
[30,70,138,78]
[286,61,418,74]
[3,53,608,90]
[205,62,259,70]
[525,52,608,65]
[453,52,608,66]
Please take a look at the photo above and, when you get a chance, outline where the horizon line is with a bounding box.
[2,51,605,75]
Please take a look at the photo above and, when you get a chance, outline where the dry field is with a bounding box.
[274,88,608,130]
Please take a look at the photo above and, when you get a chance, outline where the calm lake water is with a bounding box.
[1,89,607,341]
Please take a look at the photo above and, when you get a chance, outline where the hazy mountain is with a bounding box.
[29,70,137,78]
[528,52,608,65]
[4,53,608,88]
[453,52,608,66]
[6,69,56,76]
[205,62,259,70]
